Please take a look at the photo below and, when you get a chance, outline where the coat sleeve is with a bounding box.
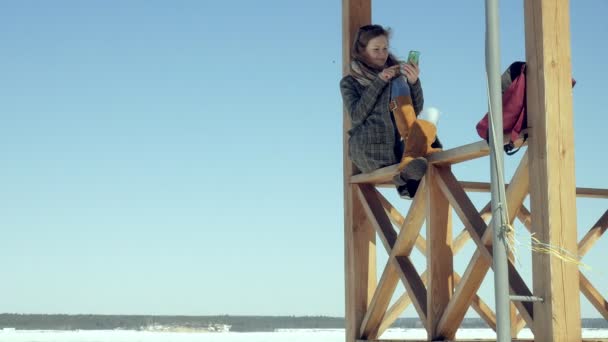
[340,75,388,127]
[410,79,424,115]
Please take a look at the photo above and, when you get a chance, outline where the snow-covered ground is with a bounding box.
[1,328,607,342]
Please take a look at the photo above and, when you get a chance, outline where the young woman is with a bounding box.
[340,24,442,199]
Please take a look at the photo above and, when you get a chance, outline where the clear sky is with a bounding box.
[0,0,606,320]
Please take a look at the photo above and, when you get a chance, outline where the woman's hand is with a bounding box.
[378,65,401,82]
[400,63,420,84]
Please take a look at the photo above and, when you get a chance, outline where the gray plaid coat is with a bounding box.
[340,75,424,173]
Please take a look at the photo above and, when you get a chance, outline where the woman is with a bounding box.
[340,24,442,199]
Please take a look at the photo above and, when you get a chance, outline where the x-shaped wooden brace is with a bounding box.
[517,206,608,320]
[354,150,535,340]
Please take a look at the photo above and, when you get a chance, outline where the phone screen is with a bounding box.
[408,50,420,65]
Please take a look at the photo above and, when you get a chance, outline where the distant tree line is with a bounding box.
[0,314,605,331]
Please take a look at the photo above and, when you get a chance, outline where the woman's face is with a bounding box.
[364,35,389,68]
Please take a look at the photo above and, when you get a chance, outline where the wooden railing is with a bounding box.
[342,1,605,340]
[348,141,608,341]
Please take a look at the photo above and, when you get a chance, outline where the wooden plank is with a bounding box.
[435,153,531,338]
[357,184,398,253]
[377,191,408,231]
[392,178,428,257]
[574,187,608,199]
[394,256,428,330]
[427,141,490,166]
[461,182,608,198]
[359,261,400,340]
[350,164,400,186]
[359,181,427,339]
[513,314,528,336]
[452,229,471,254]
[516,205,532,230]
[415,235,427,255]
[350,140,490,185]
[453,203,492,253]
[345,185,377,342]
[437,248,491,339]
[435,166,535,329]
[376,271,496,337]
[578,210,608,257]
[579,272,608,320]
[375,186,429,256]
[518,205,608,322]
[377,270,428,337]
[375,192,428,255]
[525,0,582,339]
[453,272,497,331]
[426,166,453,339]
[342,2,372,341]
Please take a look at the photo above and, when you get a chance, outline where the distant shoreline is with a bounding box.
[1,314,606,332]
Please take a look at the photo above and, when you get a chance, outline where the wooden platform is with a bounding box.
[342,0,607,341]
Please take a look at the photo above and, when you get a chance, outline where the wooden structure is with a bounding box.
[342,0,608,341]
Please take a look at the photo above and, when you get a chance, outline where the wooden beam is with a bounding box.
[359,181,427,339]
[359,260,400,340]
[394,256,428,329]
[350,140,490,185]
[578,210,608,257]
[437,166,535,328]
[525,0,582,339]
[426,166,453,339]
[377,270,428,337]
[460,181,608,198]
[518,207,608,321]
[574,187,608,199]
[513,314,528,337]
[453,272,497,331]
[453,203,492,253]
[391,178,428,257]
[342,1,372,341]
[437,248,491,339]
[357,187,432,334]
[435,152,532,338]
[376,270,497,337]
[579,272,608,320]
[375,188,428,255]
[345,185,377,342]
[357,184,398,253]
[428,140,490,166]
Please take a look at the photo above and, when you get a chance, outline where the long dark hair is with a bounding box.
[351,24,399,71]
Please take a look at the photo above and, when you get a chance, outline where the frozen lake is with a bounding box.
[1,328,608,342]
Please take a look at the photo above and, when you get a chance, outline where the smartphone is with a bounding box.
[407,50,420,65]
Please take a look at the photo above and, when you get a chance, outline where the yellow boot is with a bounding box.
[391,95,417,142]
[393,117,442,198]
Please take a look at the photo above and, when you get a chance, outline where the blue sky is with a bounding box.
[0,0,606,320]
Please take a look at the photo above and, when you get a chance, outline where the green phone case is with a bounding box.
[408,50,420,65]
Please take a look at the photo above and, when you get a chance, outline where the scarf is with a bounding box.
[350,59,381,87]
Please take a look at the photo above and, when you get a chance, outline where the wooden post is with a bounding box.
[524,0,582,340]
[342,1,374,341]
[426,166,453,340]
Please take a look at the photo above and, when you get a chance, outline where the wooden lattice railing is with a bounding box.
[342,1,606,340]
[348,140,608,341]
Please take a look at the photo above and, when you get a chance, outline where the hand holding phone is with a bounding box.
[400,51,421,84]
